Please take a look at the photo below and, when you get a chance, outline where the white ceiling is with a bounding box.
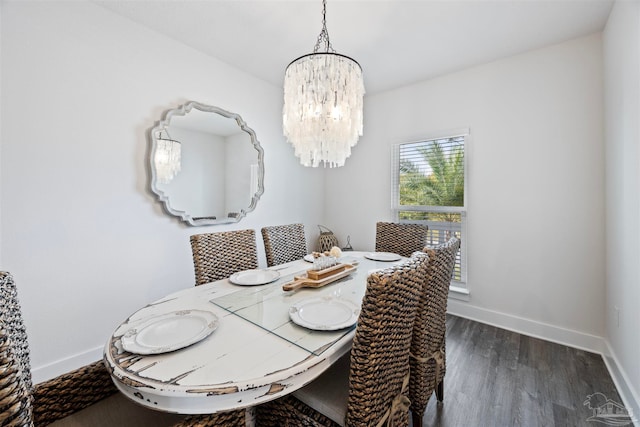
[94,0,614,95]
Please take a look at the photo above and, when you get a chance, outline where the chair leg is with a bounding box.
[436,379,444,402]
[412,410,423,427]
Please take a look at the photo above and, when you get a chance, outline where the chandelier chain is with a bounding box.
[313,0,335,53]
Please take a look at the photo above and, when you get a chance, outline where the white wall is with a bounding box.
[326,34,606,348]
[603,0,640,418]
[0,1,324,382]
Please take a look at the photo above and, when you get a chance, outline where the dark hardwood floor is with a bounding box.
[415,315,626,427]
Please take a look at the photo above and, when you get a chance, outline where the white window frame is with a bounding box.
[391,128,469,298]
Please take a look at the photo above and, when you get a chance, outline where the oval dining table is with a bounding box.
[103,251,405,418]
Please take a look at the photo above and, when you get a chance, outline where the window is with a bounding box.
[392,129,468,286]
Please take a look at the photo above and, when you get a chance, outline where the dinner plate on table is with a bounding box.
[289,296,359,331]
[121,309,219,355]
[229,269,280,286]
[364,252,402,262]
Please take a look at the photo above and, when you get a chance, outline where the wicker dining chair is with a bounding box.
[261,223,308,267]
[190,229,258,285]
[0,271,248,427]
[409,237,461,427]
[257,252,430,427]
[375,222,429,258]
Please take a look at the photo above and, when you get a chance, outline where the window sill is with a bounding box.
[449,284,470,302]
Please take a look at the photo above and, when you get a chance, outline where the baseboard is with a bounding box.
[31,345,103,384]
[447,299,606,354]
[602,341,640,427]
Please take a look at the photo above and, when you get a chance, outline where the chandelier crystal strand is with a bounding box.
[155,135,181,184]
[283,0,364,168]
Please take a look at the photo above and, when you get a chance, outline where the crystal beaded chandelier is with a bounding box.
[283,0,365,168]
[154,131,181,184]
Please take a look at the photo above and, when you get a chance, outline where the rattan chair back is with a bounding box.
[0,271,32,392]
[409,237,461,426]
[190,229,258,285]
[261,223,308,267]
[256,253,429,427]
[0,271,34,427]
[375,222,429,258]
[344,251,429,427]
[0,323,33,426]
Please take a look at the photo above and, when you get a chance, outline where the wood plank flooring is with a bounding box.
[415,315,626,427]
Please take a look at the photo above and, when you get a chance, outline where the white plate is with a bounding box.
[229,269,280,286]
[121,310,218,355]
[289,296,359,331]
[364,252,402,262]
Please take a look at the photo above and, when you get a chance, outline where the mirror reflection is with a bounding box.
[149,101,264,226]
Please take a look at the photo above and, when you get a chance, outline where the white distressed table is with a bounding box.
[103,252,404,415]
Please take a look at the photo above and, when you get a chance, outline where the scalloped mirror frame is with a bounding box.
[148,101,265,226]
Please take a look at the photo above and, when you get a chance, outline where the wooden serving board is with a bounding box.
[282,264,358,291]
[306,263,349,280]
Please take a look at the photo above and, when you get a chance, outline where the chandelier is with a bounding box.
[283,0,365,168]
[154,131,181,184]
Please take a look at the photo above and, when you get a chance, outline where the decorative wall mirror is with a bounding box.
[149,101,264,226]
